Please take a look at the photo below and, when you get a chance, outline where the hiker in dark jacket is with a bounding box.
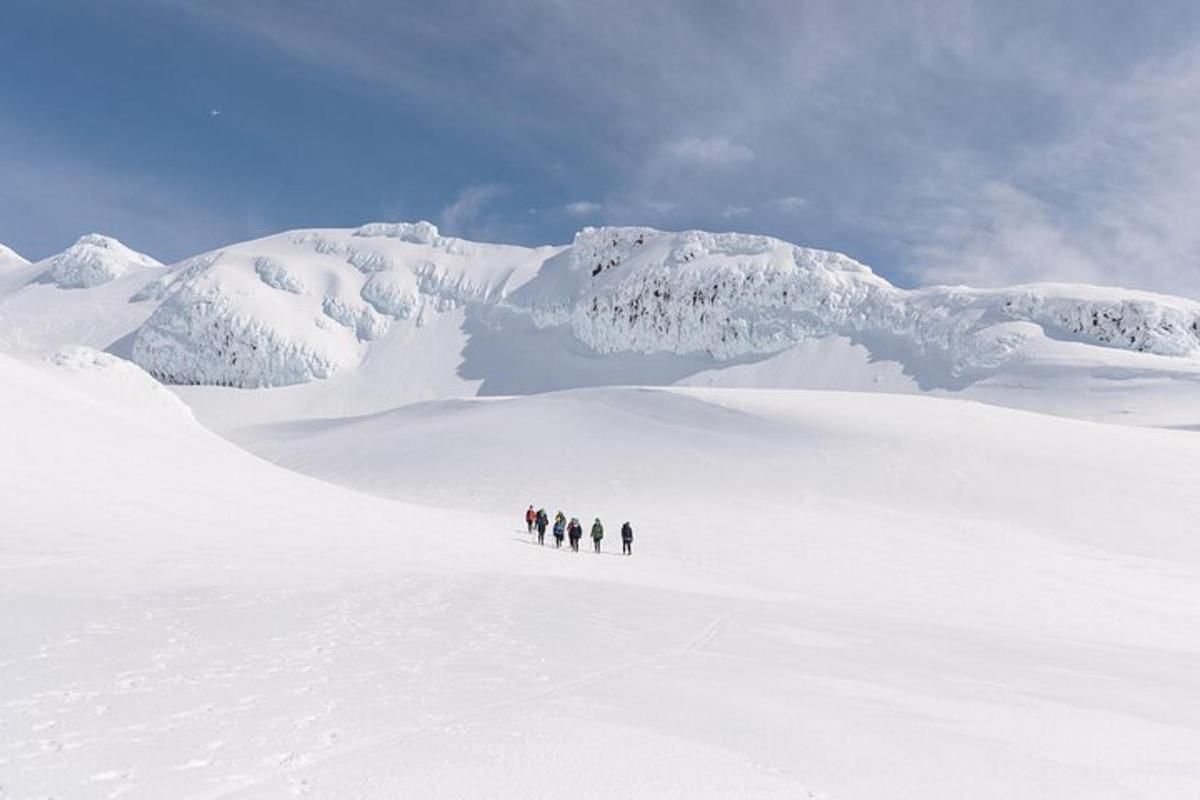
[621,521,633,555]
[535,508,549,545]
[567,517,582,552]
[553,512,566,548]
[591,518,604,553]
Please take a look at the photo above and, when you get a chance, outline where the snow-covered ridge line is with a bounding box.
[90,221,1200,388]
[524,227,1200,375]
[129,224,554,387]
[0,242,28,267]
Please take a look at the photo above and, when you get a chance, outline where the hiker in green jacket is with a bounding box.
[591,518,604,553]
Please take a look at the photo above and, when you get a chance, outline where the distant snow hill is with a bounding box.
[3,222,1200,426]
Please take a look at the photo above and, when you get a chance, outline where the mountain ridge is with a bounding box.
[4,221,1200,427]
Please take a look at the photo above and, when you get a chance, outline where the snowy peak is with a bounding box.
[0,242,29,268]
[7,220,1200,415]
[130,224,555,387]
[38,233,162,289]
[118,222,1200,392]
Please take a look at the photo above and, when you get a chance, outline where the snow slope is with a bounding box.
[5,348,1199,798]
[132,223,1200,389]
[130,223,557,387]
[5,222,1200,425]
[0,236,164,357]
[0,243,27,270]
[122,223,1200,428]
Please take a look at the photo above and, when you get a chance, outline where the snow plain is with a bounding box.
[3,225,1200,798]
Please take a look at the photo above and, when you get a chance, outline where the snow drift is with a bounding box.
[5,348,1200,799]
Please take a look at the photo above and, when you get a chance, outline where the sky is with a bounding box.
[3,0,1200,295]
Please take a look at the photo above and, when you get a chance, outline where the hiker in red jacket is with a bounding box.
[525,505,537,534]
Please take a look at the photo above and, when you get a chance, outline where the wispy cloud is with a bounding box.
[439,184,510,240]
[721,205,751,219]
[58,1,1200,295]
[665,137,754,166]
[0,141,255,262]
[766,196,807,214]
[906,48,1200,295]
[564,200,602,216]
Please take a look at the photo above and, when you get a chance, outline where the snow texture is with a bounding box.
[115,223,1200,389]
[129,224,552,387]
[6,223,1200,428]
[5,224,1200,799]
[36,234,162,289]
[522,227,1200,376]
[3,350,1200,799]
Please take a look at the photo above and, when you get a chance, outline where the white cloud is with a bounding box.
[118,2,1200,295]
[908,49,1200,296]
[721,205,751,219]
[564,200,602,216]
[665,137,754,165]
[438,184,508,239]
[766,196,807,213]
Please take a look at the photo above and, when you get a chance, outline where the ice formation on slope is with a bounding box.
[520,227,1200,378]
[38,234,162,289]
[131,223,554,387]
[121,222,1200,388]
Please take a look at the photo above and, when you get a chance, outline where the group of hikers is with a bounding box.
[525,505,633,555]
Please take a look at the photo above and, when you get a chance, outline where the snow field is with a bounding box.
[2,350,1199,798]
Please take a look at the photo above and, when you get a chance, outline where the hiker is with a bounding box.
[591,518,604,553]
[621,521,633,555]
[568,517,582,552]
[553,512,566,548]
[535,508,549,545]
[525,505,536,534]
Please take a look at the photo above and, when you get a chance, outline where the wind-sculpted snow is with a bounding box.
[254,256,306,294]
[321,295,390,341]
[101,222,1200,390]
[996,288,1200,356]
[133,286,346,387]
[129,225,549,386]
[354,220,442,245]
[519,227,1200,379]
[37,234,161,289]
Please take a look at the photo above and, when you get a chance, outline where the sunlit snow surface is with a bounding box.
[2,224,1200,797]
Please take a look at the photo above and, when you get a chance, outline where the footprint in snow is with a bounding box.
[89,768,131,782]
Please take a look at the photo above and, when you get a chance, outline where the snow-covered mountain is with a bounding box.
[123,223,1200,391]
[129,222,557,387]
[34,233,162,289]
[5,221,1200,798]
[4,221,1197,426]
[0,242,28,270]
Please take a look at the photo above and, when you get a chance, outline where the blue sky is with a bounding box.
[3,1,1200,294]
